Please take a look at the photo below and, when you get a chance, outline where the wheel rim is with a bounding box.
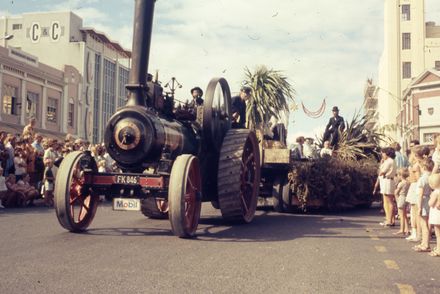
[203,77,232,152]
[156,199,169,213]
[68,158,96,226]
[240,136,259,220]
[184,159,201,232]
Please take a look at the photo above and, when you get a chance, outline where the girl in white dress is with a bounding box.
[378,147,397,226]
[428,173,440,257]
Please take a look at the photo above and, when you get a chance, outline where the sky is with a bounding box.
[1,0,440,143]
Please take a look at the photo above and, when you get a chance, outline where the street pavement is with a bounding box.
[0,203,439,294]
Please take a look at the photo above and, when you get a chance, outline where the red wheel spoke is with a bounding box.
[187,172,196,191]
[70,195,80,205]
[244,153,254,166]
[245,181,253,186]
[240,192,249,213]
[184,192,192,202]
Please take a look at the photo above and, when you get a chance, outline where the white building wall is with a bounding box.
[378,0,440,141]
[1,11,131,142]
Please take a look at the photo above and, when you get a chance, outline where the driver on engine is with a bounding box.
[231,86,251,128]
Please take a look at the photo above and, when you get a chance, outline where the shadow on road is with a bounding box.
[84,226,174,237]
[76,208,386,242]
[194,209,380,242]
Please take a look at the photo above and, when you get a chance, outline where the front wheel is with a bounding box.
[54,151,99,232]
[168,155,202,238]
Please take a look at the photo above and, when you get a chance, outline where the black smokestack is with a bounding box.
[126,0,156,107]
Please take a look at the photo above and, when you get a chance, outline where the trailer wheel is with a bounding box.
[54,151,99,232]
[272,177,283,212]
[141,198,169,219]
[218,129,261,223]
[168,155,202,238]
[211,200,220,209]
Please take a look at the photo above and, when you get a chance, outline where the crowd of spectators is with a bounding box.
[0,120,115,209]
[373,137,440,258]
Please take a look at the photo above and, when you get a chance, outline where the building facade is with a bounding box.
[377,0,440,140]
[397,69,440,146]
[0,11,131,142]
[363,79,379,131]
[0,45,80,139]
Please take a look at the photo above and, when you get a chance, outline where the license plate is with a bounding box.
[115,175,140,185]
[113,198,141,211]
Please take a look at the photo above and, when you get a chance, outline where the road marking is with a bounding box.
[375,245,387,253]
[370,234,380,240]
[395,283,416,294]
[384,260,400,270]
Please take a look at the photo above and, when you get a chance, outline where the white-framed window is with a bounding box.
[402,5,410,21]
[423,133,436,144]
[68,99,74,127]
[47,97,58,123]
[12,23,22,30]
[402,33,411,50]
[118,67,129,107]
[403,62,411,79]
[2,84,20,115]
[26,91,39,119]
[102,59,116,136]
[435,61,440,70]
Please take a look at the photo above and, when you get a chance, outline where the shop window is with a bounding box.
[402,5,410,21]
[402,62,411,79]
[2,84,20,115]
[402,33,411,50]
[47,97,58,123]
[68,100,74,127]
[26,91,39,119]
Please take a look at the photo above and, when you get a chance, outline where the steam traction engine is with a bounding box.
[54,0,261,238]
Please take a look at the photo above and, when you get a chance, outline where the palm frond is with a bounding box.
[243,65,297,128]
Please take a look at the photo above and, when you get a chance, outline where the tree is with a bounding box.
[243,65,296,128]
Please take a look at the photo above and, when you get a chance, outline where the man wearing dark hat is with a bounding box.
[188,87,204,108]
[323,106,345,147]
[231,86,251,128]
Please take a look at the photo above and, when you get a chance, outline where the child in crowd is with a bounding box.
[4,174,25,207]
[0,167,6,208]
[405,146,429,242]
[413,158,434,252]
[320,140,333,158]
[43,158,54,207]
[433,135,440,174]
[98,160,106,173]
[16,173,39,206]
[13,147,27,181]
[428,173,440,257]
[394,168,410,236]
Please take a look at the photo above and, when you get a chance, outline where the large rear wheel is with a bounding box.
[168,155,202,238]
[54,151,99,232]
[218,129,261,223]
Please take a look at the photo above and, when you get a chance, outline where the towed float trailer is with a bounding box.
[258,132,298,212]
[54,0,261,238]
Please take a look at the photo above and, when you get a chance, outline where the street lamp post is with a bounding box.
[1,34,14,47]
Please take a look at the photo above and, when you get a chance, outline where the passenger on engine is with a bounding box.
[188,87,204,108]
[231,86,251,128]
